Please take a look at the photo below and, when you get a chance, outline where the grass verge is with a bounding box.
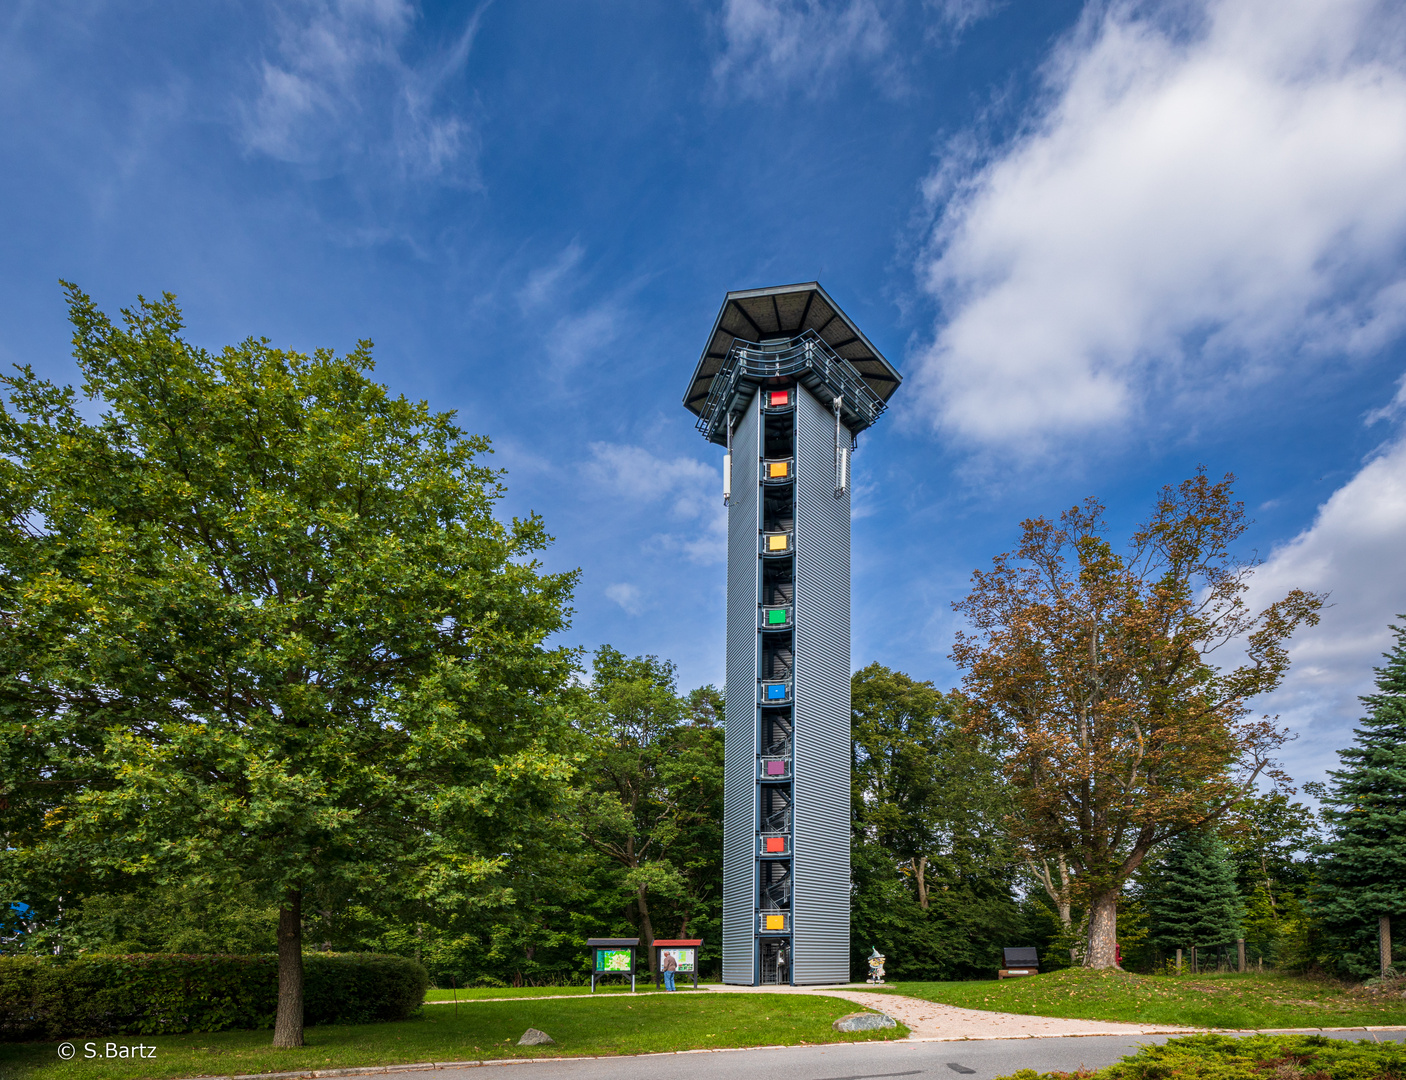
[0,993,905,1080]
[997,1033,1406,1080]
[888,968,1406,1030]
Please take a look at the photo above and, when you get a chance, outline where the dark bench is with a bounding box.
[999,947,1038,979]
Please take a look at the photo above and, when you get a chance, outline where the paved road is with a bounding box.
[424,1030,1406,1080]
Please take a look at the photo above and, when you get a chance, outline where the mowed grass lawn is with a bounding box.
[423,983,706,1001]
[887,968,1406,1030]
[0,993,905,1080]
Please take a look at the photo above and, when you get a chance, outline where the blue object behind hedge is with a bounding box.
[0,953,428,1040]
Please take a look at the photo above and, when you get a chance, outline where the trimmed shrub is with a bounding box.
[0,952,427,1040]
[997,1034,1406,1080]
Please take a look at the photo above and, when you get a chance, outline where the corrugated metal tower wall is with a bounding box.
[722,391,760,985]
[792,384,852,984]
[689,283,900,988]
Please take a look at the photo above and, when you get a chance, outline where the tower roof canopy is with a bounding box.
[682,282,901,419]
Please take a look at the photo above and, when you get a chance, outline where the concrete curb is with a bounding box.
[176,1026,1406,1080]
[182,1043,842,1080]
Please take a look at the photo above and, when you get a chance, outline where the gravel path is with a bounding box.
[696,984,1195,1040]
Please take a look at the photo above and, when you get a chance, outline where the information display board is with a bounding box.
[586,937,639,992]
[595,948,632,973]
[659,947,695,972]
[652,938,703,989]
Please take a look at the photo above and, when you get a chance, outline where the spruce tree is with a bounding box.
[1315,618,1406,979]
[1144,831,1242,968]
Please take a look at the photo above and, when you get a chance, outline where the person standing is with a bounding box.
[661,949,678,991]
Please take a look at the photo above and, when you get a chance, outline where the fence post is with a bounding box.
[1176,948,1182,974]
[1237,938,1246,973]
[1382,915,1393,978]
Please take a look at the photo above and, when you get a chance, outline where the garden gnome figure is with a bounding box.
[867,947,886,984]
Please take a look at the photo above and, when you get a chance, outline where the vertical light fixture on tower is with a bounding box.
[681,282,902,985]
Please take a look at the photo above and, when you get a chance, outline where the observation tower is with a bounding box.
[682,282,902,985]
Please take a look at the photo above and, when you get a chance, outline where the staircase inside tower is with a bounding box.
[763,407,795,458]
[761,639,793,682]
[762,486,794,537]
[759,858,791,913]
[761,709,792,760]
[760,784,792,834]
[759,939,789,985]
[757,381,797,983]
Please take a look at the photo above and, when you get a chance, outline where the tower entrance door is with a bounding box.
[760,939,789,985]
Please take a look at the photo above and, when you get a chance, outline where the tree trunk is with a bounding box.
[636,884,656,973]
[913,856,929,910]
[273,889,304,1048]
[1085,890,1119,968]
[1382,915,1393,978]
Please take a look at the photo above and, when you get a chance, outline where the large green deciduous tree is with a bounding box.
[0,288,578,1045]
[850,663,1020,979]
[851,662,1012,910]
[951,472,1322,968]
[572,647,723,971]
[1314,618,1406,979]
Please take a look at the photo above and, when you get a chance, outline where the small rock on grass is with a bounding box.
[833,1011,897,1032]
[518,1028,555,1045]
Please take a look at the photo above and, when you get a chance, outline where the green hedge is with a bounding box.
[0,953,428,1040]
[1000,1034,1406,1080]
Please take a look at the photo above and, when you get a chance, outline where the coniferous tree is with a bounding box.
[1144,831,1242,968]
[1315,619,1406,979]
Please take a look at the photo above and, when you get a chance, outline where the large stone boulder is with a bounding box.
[518,1028,555,1045]
[832,1011,897,1032]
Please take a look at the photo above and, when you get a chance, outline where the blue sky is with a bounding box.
[3,0,1405,789]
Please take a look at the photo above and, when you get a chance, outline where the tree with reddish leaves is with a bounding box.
[951,471,1321,969]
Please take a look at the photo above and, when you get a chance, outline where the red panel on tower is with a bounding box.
[770,391,788,406]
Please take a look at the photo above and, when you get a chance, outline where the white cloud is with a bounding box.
[913,0,1406,450]
[712,0,891,98]
[241,0,484,179]
[1244,433,1406,787]
[517,242,585,313]
[584,443,727,564]
[922,0,1002,37]
[545,306,621,371]
[1366,370,1406,425]
[514,242,627,373]
[605,582,645,616]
